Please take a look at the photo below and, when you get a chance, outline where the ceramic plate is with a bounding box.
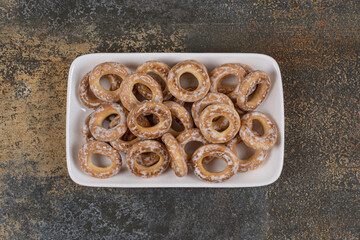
[66,53,284,187]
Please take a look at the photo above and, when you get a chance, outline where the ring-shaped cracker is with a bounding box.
[239,111,277,150]
[109,115,159,167]
[81,112,96,142]
[210,63,246,102]
[167,60,210,102]
[79,72,123,108]
[199,104,241,143]
[136,153,160,167]
[120,73,163,111]
[82,109,121,142]
[225,135,268,172]
[136,61,172,101]
[109,116,160,166]
[125,140,170,178]
[192,144,239,183]
[89,103,127,141]
[89,62,131,102]
[237,71,271,111]
[78,140,122,178]
[127,101,171,139]
[110,115,159,167]
[191,93,234,128]
[162,133,188,177]
[176,128,211,164]
[109,114,150,152]
[153,101,194,137]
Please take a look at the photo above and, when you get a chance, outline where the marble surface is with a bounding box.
[0,0,359,239]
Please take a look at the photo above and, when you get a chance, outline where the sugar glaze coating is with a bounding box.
[225,135,268,172]
[125,140,170,178]
[89,62,131,102]
[209,63,246,103]
[136,61,172,101]
[78,140,122,178]
[199,104,241,143]
[192,144,239,183]
[237,71,271,111]
[127,101,172,139]
[89,103,127,142]
[79,72,123,109]
[167,60,210,102]
[239,111,277,150]
[162,133,188,177]
[120,73,163,111]
[191,92,234,129]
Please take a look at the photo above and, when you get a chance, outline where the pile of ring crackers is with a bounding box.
[78,60,278,182]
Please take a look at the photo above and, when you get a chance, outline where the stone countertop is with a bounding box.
[0,1,359,239]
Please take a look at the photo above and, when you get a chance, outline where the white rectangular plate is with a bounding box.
[67,53,284,187]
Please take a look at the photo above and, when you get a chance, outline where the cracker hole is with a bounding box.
[235,141,256,160]
[133,83,152,101]
[99,75,112,90]
[184,102,193,114]
[251,119,264,136]
[136,152,159,167]
[184,141,203,155]
[102,114,117,128]
[141,114,157,126]
[121,129,137,141]
[171,116,185,132]
[247,84,259,101]
[180,73,198,89]
[203,157,227,172]
[135,115,150,128]
[212,117,230,132]
[91,153,112,168]
[220,75,237,86]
